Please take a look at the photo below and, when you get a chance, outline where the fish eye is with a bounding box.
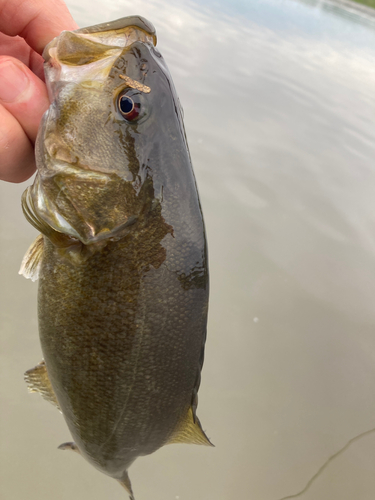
[117,89,144,122]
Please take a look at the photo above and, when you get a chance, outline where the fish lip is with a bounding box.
[40,155,117,180]
[42,23,156,104]
[73,15,157,44]
[43,15,157,63]
[42,151,135,182]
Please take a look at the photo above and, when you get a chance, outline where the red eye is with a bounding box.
[118,94,140,121]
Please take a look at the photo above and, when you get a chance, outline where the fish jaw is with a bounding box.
[43,16,156,103]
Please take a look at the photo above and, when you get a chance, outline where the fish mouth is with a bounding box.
[43,15,157,63]
[71,15,157,46]
[43,16,157,100]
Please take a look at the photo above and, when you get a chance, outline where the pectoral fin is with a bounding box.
[24,360,60,411]
[167,406,213,447]
[58,442,80,453]
[19,234,44,281]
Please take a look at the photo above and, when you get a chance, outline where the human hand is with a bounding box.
[0,0,78,182]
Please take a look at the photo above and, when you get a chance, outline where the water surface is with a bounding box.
[1,0,375,499]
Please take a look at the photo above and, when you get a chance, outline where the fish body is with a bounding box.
[21,16,211,497]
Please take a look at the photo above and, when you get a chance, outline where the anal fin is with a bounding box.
[19,234,44,281]
[167,406,214,447]
[24,360,60,411]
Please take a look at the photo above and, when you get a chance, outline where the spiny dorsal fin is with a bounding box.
[24,360,61,411]
[18,234,44,281]
[118,471,135,500]
[167,407,213,447]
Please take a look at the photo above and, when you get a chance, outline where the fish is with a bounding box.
[19,15,212,499]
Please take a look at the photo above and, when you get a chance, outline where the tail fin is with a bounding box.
[118,471,135,500]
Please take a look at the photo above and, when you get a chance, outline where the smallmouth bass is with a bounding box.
[20,15,211,499]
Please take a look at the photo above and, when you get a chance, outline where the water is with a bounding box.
[1,0,375,498]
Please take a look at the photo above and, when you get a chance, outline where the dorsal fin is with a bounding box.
[167,407,213,447]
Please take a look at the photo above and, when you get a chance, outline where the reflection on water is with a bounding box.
[1,0,375,499]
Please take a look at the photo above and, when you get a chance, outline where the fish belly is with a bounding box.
[38,234,207,477]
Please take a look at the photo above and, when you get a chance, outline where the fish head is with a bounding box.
[29,16,187,245]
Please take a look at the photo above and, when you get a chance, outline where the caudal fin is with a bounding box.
[118,471,135,500]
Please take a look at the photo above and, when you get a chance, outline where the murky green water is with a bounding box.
[2,0,375,499]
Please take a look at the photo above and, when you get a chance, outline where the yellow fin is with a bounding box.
[24,361,61,411]
[18,234,44,281]
[167,407,213,447]
[118,471,135,500]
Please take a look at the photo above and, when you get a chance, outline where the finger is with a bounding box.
[0,32,44,80]
[0,0,78,54]
[0,56,50,143]
[0,104,35,183]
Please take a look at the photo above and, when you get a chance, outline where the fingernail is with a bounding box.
[0,60,29,103]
